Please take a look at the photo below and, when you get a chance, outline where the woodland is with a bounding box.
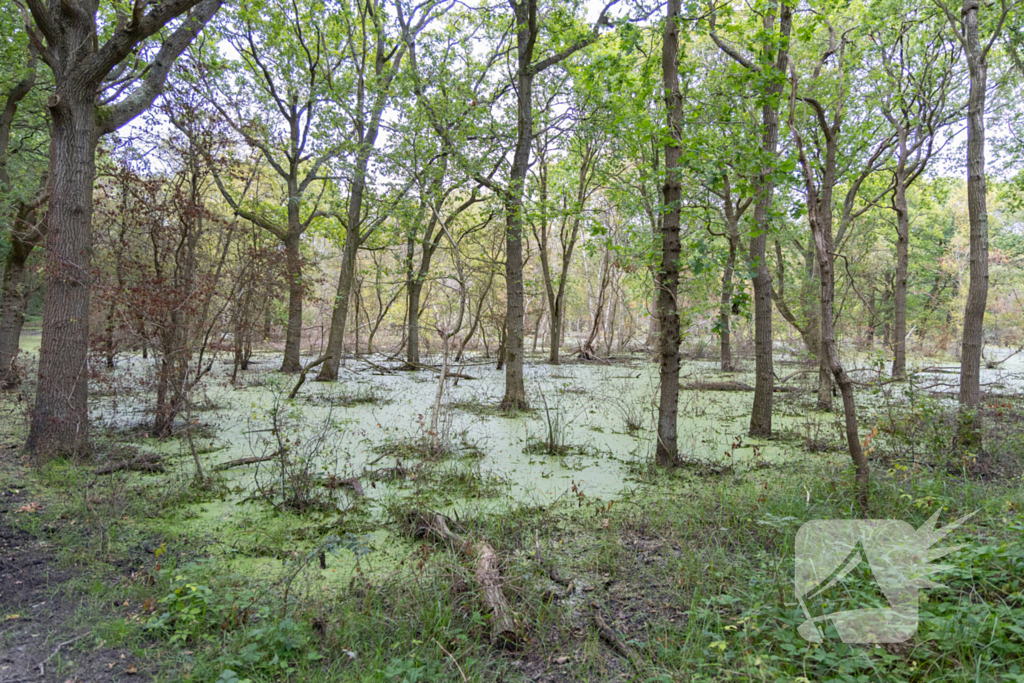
[1,0,1024,680]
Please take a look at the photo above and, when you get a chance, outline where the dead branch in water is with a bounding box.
[213,447,286,471]
[408,510,519,647]
[289,353,332,399]
[96,454,164,475]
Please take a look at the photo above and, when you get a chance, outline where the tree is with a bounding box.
[0,35,47,389]
[871,8,962,378]
[710,0,792,438]
[933,0,1016,444]
[19,0,222,459]
[204,0,342,373]
[655,0,683,466]
[317,0,434,380]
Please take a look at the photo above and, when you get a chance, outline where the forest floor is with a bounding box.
[2,351,1024,682]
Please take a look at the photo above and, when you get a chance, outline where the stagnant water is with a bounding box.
[16,331,1024,582]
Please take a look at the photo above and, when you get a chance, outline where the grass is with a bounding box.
[3,389,1024,682]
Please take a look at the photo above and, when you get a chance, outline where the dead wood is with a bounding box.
[409,510,519,647]
[319,475,364,496]
[403,361,476,380]
[289,353,332,399]
[95,454,164,475]
[212,448,285,471]
[591,601,639,666]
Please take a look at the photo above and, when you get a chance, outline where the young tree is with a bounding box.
[205,0,342,373]
[709,0,793,437]
[317,0,435,380]
[19,0,222,459]
[872,9,962,378]
[655,0,683,466]
[933,0,1016,444]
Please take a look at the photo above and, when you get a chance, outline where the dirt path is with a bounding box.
[0,449,149,683]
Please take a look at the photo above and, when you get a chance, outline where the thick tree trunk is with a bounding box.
[281,228,303,373]
[27,101,96,460]
[957,0,989,446]
[655,0,683,467]
[499,1,536,411]
[891,177,910,379]
[548,298,563,363]
[0,241,32,388]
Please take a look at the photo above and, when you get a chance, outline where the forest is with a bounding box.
[1,0,1024,680]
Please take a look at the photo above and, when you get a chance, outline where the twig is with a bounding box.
[434,639,469,682]
[38,633,87,678]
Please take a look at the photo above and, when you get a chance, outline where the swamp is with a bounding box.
[2,0,1024,681]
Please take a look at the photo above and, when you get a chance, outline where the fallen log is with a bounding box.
[685,380,797,393]
[213,448,285,471]
[591,601,639,666]
[96,454,163,475]
[409,510,519,647]
[402,361,476,380]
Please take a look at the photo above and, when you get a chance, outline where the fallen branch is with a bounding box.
[685,380,796,393]
[289,353,332,399]
[95,454,163,475]
[213,449,284,472]
[409,510,519,647]
[591,601,639,666]
[403,361,476,380]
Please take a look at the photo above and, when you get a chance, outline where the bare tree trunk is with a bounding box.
[583,247,612,356]
[865,283,876,347]
[655,0,683,467]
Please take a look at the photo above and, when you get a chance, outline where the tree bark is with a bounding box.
[0,239,33,388]
[27,99,96,459]
[713,2,792,437]
[281,227,303,372]
[956,0,991,445]
[655,0,683,467]
[891,176,910,378]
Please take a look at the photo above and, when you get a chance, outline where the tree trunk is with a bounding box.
[27,100,96,460]
[281,228,303,372]
[810,207,869,513]
[407,276,423,366]
[719,234,737,372]
[0,241,32,388]
[957,0,990,446]
[745,1,790,438]
[891,176,910,378]
[655,0,683,467]
[865,283,876,347]
[318,225,360,380]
